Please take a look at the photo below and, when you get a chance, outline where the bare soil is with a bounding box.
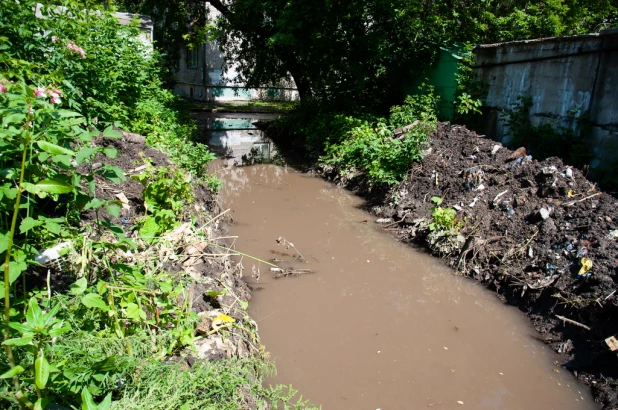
[299,123,618,409]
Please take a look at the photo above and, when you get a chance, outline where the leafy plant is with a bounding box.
[429,197,461,232]
[132,162,195,241]
[319,85,438,185]
[456,93,482,115]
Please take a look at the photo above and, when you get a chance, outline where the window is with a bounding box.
[187,46,199,68]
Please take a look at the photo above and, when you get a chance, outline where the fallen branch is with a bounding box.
[270,267,314,279]
[556,314,591,331]
[381,216,407,229]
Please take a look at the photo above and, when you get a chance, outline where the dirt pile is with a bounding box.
[78,132,260,364]
[321,122,618,409]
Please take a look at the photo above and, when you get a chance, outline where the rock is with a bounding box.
[376,218,394,224]
[491,144,501,155]
[539,208,551,220]
[541,218,557,233]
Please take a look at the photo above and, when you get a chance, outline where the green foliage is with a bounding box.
[202,0,616,110]
[456,93,482,116]
[0,2,231,409]
[429,197,461,232]
[319,86,439,185]
[503,95,593,168]
[132,162,195,240]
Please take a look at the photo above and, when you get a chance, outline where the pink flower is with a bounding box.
[34,87,47,98]
[67,42,86,58]
[51,36,58,43]
[0,84,7,93]
[50,96,61,105]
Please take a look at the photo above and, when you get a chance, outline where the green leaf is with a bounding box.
[2,336,33,346]
[33,398,46,410]
[20,216,43,234]
[8,261,26,285]
[36,178,74,194]
[124,303,146,321]
[35,354,50,390]
[84,198,106,210]
[26,297,43,326]
[81,293,110,312]
[57,110,83,118]
[81,387,98,410]
[8,322,34,334]
[37,141,75,156]
[106,204,121,218]
[139,216,159,243]
[205,290,226,298]
[0,366,25,379]
[0,232,7,254]
[0,168,16,179]
[51,154,73,167]
[2,113,26,126]
[103,126,122,138]
[48,326,71,338]
[70,277,88,295]
[76,147,99,165]
[102,147,117,159]
[45,220,62,235]
[22,182,44,197]
[98,393,112,410]
[100,165,126,184]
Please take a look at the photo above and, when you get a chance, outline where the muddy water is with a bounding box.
[217,163,595,410]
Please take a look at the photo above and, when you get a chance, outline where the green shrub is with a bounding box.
[319,85,439,185]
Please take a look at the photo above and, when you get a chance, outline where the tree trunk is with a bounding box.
[287,60,313,105]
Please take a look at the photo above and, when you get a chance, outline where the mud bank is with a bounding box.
[269,122,618,409]
[77,133,263,375]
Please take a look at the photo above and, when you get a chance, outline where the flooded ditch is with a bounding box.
[214,163,593,409]
[199,112,596,409]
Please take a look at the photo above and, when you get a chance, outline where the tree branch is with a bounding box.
[205,0,230,17]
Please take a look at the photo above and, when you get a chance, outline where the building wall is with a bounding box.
[473,28,618,168]
[173,4,298,103]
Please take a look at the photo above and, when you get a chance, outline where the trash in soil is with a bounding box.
[605,336,618,351]
[578,258,593,277]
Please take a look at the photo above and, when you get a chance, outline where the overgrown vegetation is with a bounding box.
[0,2,314,409]
[272,85,439,186]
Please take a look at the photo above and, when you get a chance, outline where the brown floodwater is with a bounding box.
[216,162,595,410]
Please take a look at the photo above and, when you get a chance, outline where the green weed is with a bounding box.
[429,197,461,233]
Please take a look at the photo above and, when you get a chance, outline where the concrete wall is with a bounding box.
[473,28,618,168]
[173,4,299,103]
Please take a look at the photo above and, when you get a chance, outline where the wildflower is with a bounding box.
[0,84,7,93]
[50,95,61,105]
[34,87,47,98]
[67,42,86,58]
[51,36,58,43]
[28,106,33,114]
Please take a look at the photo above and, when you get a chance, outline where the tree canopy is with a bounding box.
[200,0,616,109]
[112,0,617,109]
